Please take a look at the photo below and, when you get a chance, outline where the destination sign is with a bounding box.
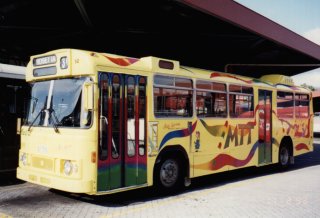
[33,55,57,66]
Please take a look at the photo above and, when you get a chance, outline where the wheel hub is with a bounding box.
[160,160,178,187]
[280,147,289,165]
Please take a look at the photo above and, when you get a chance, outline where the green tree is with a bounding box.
[300,83,315,91]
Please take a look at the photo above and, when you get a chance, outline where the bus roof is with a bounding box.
[0,63,26,80]
[27,49,309,92]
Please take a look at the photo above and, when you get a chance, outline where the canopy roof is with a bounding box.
[0,0,319,77]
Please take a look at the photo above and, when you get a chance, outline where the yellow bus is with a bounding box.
[17,49,313,194]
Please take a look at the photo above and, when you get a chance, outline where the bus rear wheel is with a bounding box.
[278,145,290,169]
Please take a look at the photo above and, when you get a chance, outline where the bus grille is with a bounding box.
[32,157,53,171]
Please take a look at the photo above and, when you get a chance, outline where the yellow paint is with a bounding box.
[0,213,13,218]
[260,74,294,86]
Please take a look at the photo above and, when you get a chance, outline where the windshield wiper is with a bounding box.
[47,108,60,133]
[27,108,60,133]
[28,108,45,131]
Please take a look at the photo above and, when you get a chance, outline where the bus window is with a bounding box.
[26,78,91,128]
[154,75,174,86]
[154,88,192,117]
[99,76,108,160]
[277,91,294,118]
[175,77,193,88]
[196,92,227,117]
[127,76,135,157]
[229,85,254,118]
[153,76,193,118]
[196,81,227,117]
[138,77,146,156]
[112,75,120,158]
[196,95,205,115]
[295,94,309,118]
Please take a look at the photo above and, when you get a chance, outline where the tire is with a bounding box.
[278,145,290,169]
[154,157,182,192]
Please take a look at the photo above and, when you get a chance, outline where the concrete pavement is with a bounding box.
[1,142,320,218]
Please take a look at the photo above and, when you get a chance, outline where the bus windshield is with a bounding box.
[25,77,92,128]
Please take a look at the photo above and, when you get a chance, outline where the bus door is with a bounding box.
[258,90,272,164]
[98,73,147,192]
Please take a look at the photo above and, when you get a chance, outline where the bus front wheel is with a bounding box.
[155,157,182,191]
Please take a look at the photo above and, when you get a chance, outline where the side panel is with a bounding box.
[192,84,258,176]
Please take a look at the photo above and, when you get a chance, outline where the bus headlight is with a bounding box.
[64,160,73,175]
[20,153,27,166]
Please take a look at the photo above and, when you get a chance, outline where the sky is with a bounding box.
[234,0,320,89]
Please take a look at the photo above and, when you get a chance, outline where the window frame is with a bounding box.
[276,91,294,119]
[228,84,254,119]
[153,74,194,119]
[195,80,227,118]
[294,93,310,119]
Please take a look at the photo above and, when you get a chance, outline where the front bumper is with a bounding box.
[17,167,94,194]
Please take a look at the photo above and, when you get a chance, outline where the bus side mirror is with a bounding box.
[17,118,22,135]
[83,82,94,111]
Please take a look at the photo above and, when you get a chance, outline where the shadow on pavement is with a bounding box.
[0,171,25,186]
[52,143,320,207]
